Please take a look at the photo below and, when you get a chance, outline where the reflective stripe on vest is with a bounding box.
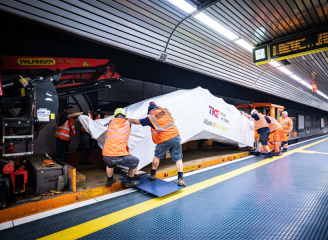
[148,108,180,144]
[254,113,269,131]
[268,116,280,132]
[55,113,75,140]
[149,109,174,133]
[106,119,129,139]
[106,135,129,141]
[56,132,70,138]
[57,125,70,131]
[151,122,175,135]
[107,118,130,137]
[279,117,292,131]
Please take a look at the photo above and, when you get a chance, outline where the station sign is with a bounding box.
[270,28,328,61]
[253,27,328,64]
[253,45,269,65]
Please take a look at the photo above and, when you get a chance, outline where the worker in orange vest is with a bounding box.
[265,116,283,155]
[279,111,293,152]
[79,106,110,165]
[128,102,185,187]
[55,104,84,162]
[102,108,140,188]
[241,109,273,158]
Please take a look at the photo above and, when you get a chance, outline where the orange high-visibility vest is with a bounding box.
[267,116,281,132]
[55,113,76,141]
[148,108,179,144]
[81,111,101,133]
[102,118,130,157]
[279,117,293,133]
[254,113,269,131]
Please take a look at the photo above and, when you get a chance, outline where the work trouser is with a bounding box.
[56,138,70,162]
[79,131,93,163]
[282,132,290,149]
[272,127,283,153]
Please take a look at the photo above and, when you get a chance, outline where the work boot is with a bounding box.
[264,152,273,159]
[106,177,116,187]
[149,174,156,181]
[254,151,261,157]
[272,151,280,156]
[149,169,156,181]
[125,178,139,188]
[250,150,258,155]
[282,148,287,152]
[178,178,186,187]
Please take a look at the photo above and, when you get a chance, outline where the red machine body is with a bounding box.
[10,165,28,194]
[0,55,121,197]
[0,55,120,89]
[3,160,14,175]
[2,157,28,194]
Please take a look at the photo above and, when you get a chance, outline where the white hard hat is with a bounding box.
[251,109,258,115]
[282,111,288,115]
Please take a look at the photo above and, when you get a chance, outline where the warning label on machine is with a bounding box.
[83,60,89,66]
[37,108,51,122]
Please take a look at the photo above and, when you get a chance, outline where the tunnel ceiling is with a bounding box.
[1,0,328,111]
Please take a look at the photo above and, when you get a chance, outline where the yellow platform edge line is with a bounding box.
[298,149,328,154]
[39,138,328,240]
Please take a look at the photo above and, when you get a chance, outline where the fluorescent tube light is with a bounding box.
[316,91,328,100]
[234,39,254,52]
[299,81,312,89]
[167,0,196,14]
[194,13,238,40]
[289,75,302,81]
[318,91,323,96]
[269,61,281,67]
[298,80,308,86]
[277,66,293,75]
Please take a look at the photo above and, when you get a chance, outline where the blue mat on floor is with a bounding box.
[120,175,184,197]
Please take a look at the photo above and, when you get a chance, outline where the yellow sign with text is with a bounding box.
[17,58,56,65]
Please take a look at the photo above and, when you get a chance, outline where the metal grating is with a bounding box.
[162,85,177,94]
[98,81,123,102]
[1,0,328,110]
[123,79,144,103]
[144,82,162,99]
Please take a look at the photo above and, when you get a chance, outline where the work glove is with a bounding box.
[82,111,89,116]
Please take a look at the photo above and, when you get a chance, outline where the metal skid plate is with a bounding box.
[121,175,183,197]
[136,175,183,197]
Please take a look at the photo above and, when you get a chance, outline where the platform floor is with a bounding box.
[76,147,246,191]
[1,136,328,239]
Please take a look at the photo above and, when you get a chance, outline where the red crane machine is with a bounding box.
[0,56,120,206]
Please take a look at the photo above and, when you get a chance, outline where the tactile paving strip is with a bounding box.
[82,152,328,240]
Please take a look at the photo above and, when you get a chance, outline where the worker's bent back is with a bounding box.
[103,118,130,157]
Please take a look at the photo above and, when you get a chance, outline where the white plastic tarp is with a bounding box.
[79,87,254,170]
